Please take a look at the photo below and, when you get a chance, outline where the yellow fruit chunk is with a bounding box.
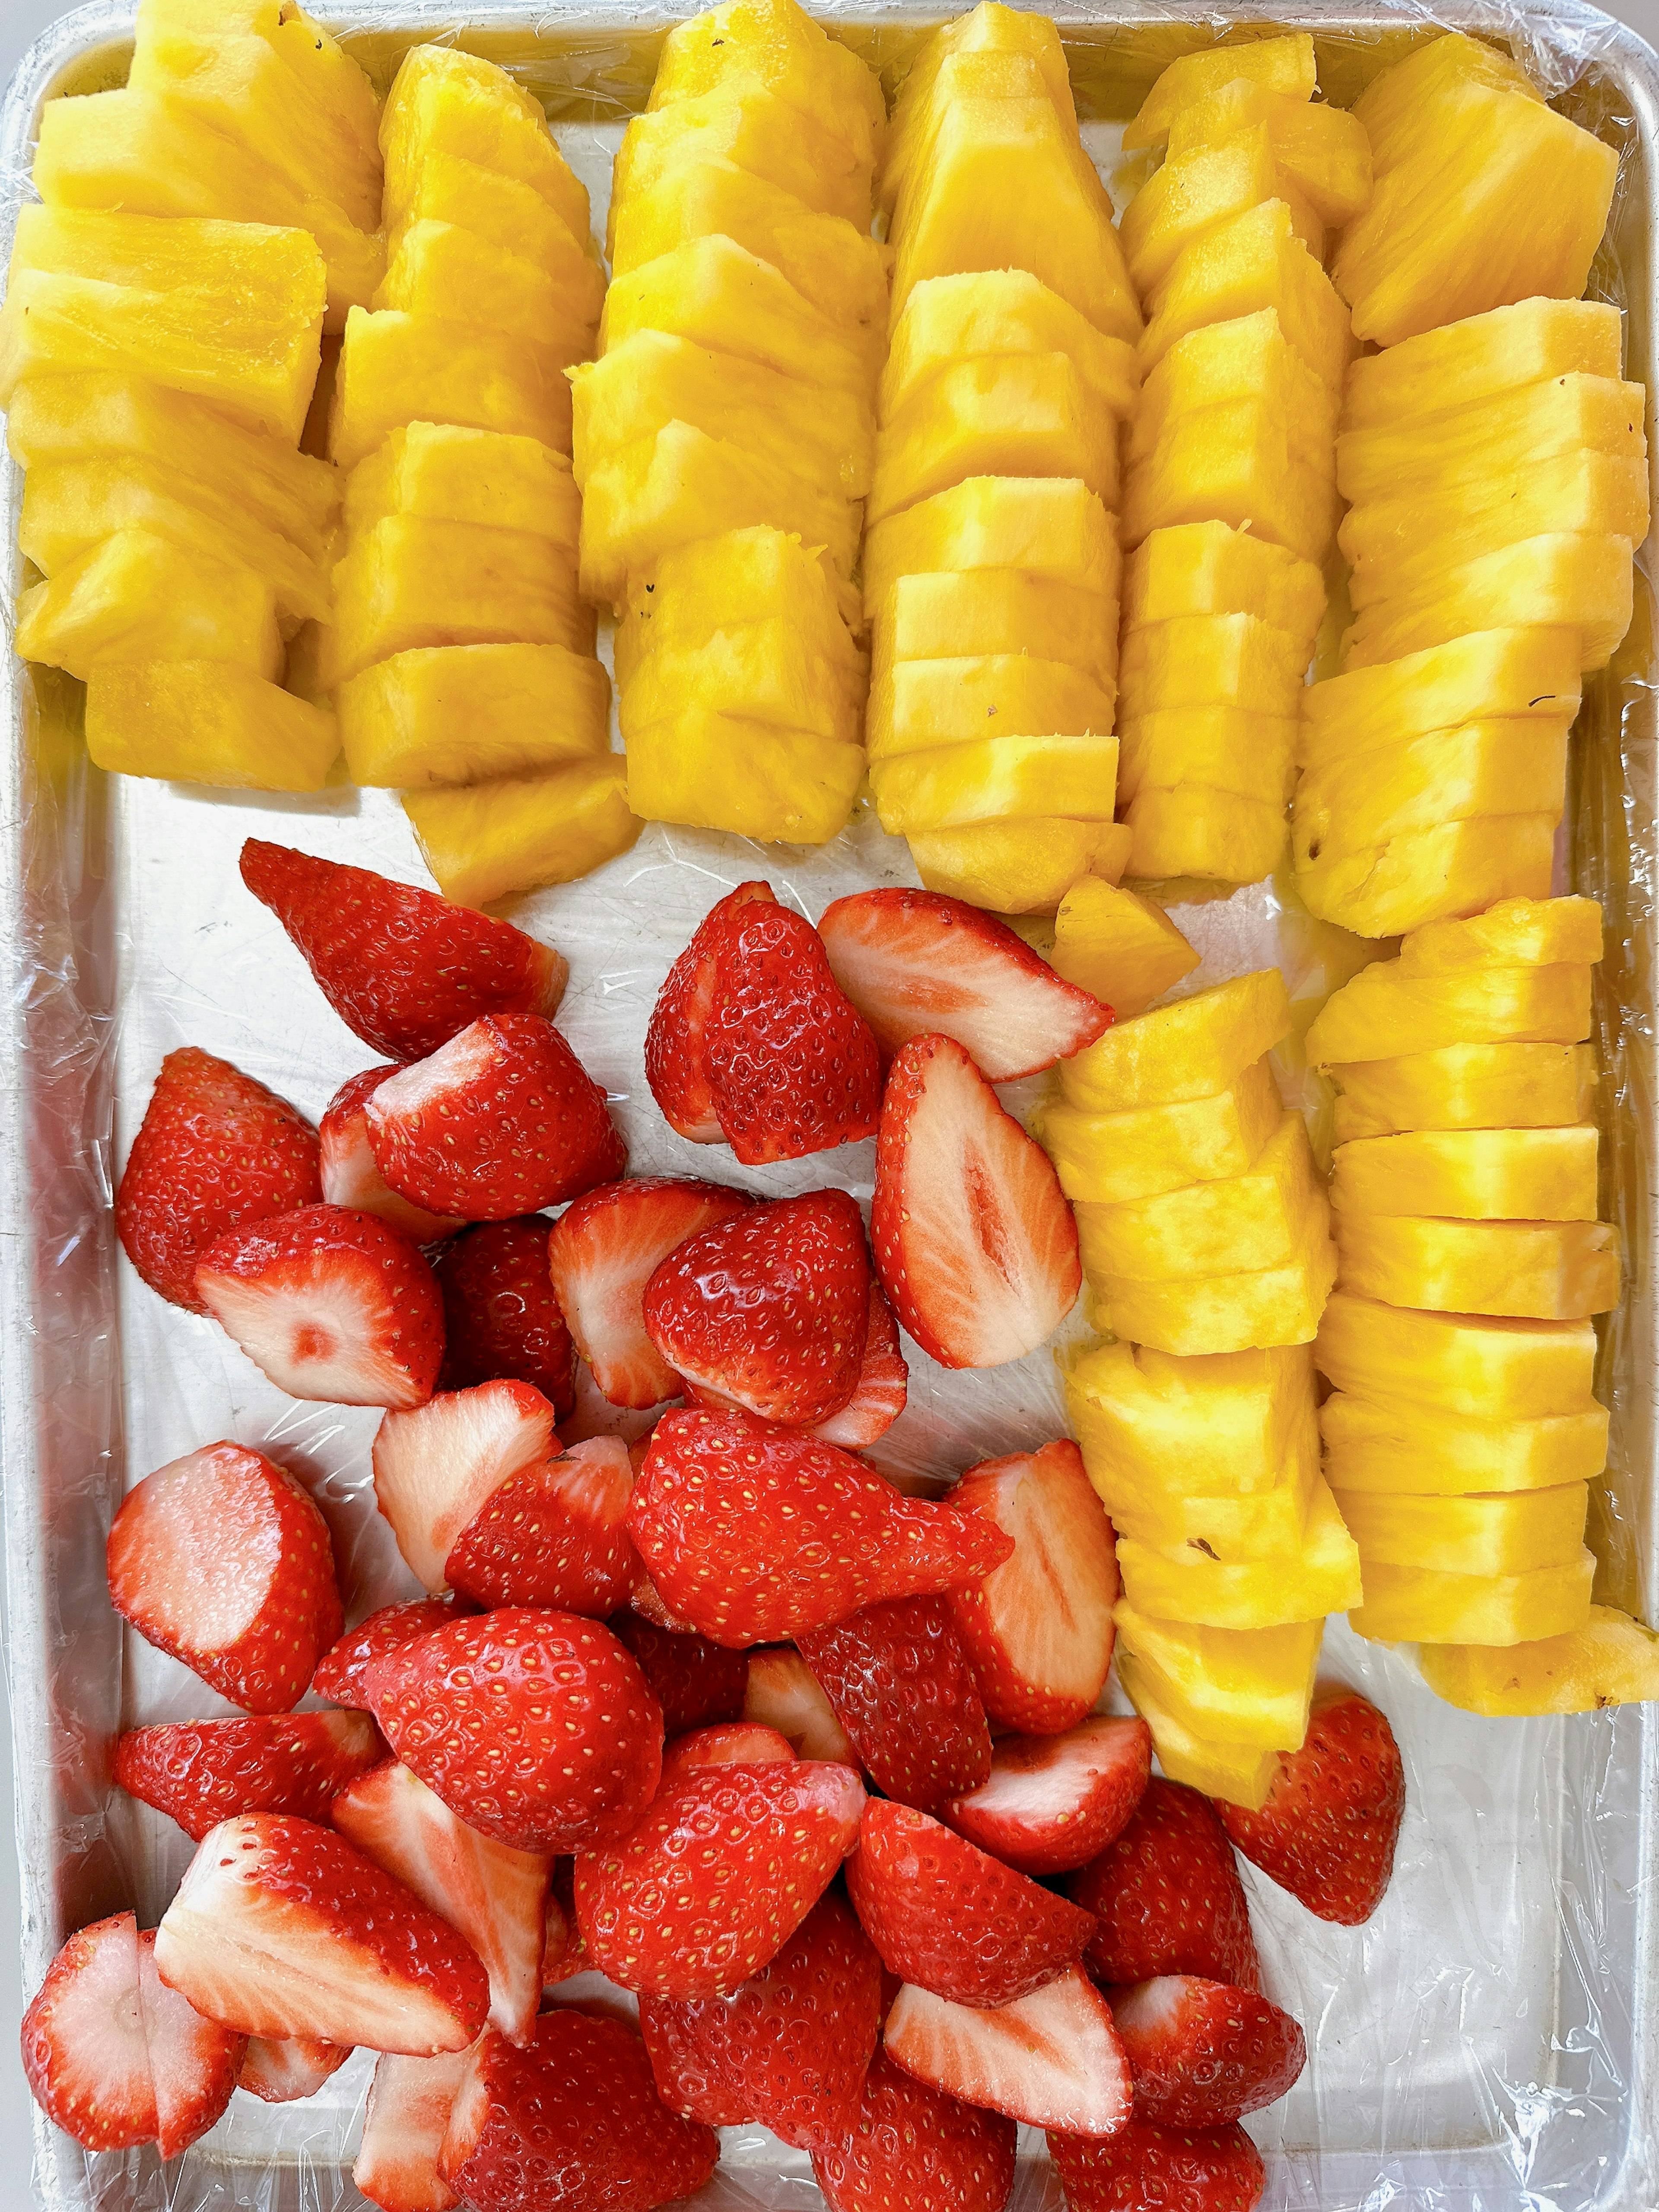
[1115,1604,1321,1750]
[1167,81,1372,225]
[626,620,864,749]
[1322,1389,1608,1496]
[1078,1111,1317,1282]
[1300,627,1581,769]
[1064,1334,1319,1500]
[1402,893,1604,975]
[868,656,1114,760]
[1050,879,1198,1017]
[1350,1554,1595,1647]
[1338,1481,1590,1577]
[1119,710,1296,810]
[1293,721,1567,872]
[1125,409,1338,567]
[1140,199,1354,391]
[870,356,1120,527]
[1341,298,1624,433]
[601,235,875,395]
[1344,535,1634,677]
[613,88,871,238]
[1125,34,1317,153]
[864,477,1118,620]
[871,735,1119,833]
[1129,310,1338,475]
[329,309,572,474]
[1345,454,1648,593]
[1116,1658,1281,1811]
[1119,612,1306,719]
[625,713,862,845]
[381,44,588,241]
[1331,1127,1599,1224]
[881,271,1137,426]
[1043,1058,1284,1206]
[85,662,337,788]
[648,0,885,168]
[338,645,610,788]
[1316,1290,1598,1418]
[873,572,1117,695]
[881,2,1075,213]
[1086,1205,1337,1357]
[375,219,602,358]
[327,518,585,688]
[1096,1454,1318,1567]
[382,159,600,308]
[1341,368,1644,501]
[1123,520,1322,650]
[17,527,280,681]
[1334,1212,1619,1322]
[906,820,1121,915]
[404,758,640,908]
[1306,960,1592,1068]
[1418,1605,1659,1713]
[614,527,861,687]
[1299,818,1556,937]
[1117,1477,1361,1630]
[347,424,578,546]
[1065,969,1291,1111]
[1124,133,1325,301]
[1328,1042,1597,1144]
[1127,786,1289,887]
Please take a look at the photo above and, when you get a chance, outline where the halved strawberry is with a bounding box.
[818,888,1112,1078]
[1048,2116,1266,2212]
[548,1176,755,1408]
[445,1437,636,1614]
[629,1406,1014,1647]
[241,839,567,1062]
[659,1722,795,1786]
[945,1441,1118,1734]
[312,1596,468,1707]
[1109,1976,1306,2128]
[136,1927,245,2156]
[872,1034,1081,1368]
[942,1716,1152,1877]
[433,1216,575,1411]
[107,1442,341,1713]
[367,1014,624,1220]
[639,1889,880,2147]
[355,2048,470,2212]
[645,881,776,1140]
[333,1759,551,2047]
[798,1596,991,1810]
[845,1800,1094,2010]
[1066,1779,1261,1993]
[610,1611,750,1735]
[645,1189,871,1425]
[743,1646,858,1764]
[810,1286,908,1450]
[238,2034,351,2103]
[116,1047,321,1313]
[361,1608,663,1854]
[886,1964,1129,2136]
[115,1711,382,1840]
[1217,1686,1405,1926]
[21,1913,156,2150]
[320,1066,465,1246]
[812,2050,1016,2212]
[575,1759,866,1999]
[372,1379,559,1592]
[154,1813,489,2053]
[194,1204,445,1409]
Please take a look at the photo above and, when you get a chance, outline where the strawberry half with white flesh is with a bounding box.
[136,1929,245,2155]
[610,1611,750,1735]
[1067,1779,1262,1993]
[798,1595,992,1809]
[943,1717,1153,1877]
[116,1711,382,1840]
[21,1913,156,2151]
[238,2034,351,2103]
[645,881,776,1141]
[743,1646,858,1763]
[372,1379,559,1592]
[659,1722,795,1786]
[818,889,1112,1078]
[154,1813,489,2053]
[445,1436,637,1614]
[107,1442,341,1713]
[356,2048,470,2212]
[812,2050,1016,2212]
[873,1034,1081,1367]
[810,1285,908,1449]
[1048,2116,1267,2212]
[320,1066,465,1246]
[886,1964,1130,2137]
[333,1760,551,2046]
[946,1441,1119,1734]
[1109,1976,1306,2128]
[194,1204,445,1408]
[433,1217,575,1411]
[312,1596,468,1707]
[367,1014,624,1221]
[241,838,567,1062]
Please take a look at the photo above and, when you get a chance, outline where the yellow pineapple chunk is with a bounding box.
[1140,199,1353,389]
[625,714,862,845]
[648,0,884,169]
[1119,612,1306,718]
[1125,413,1338,567]
[1333,1212,1619,1321]
[1123,136,1325,302]
[1300,627,1581,769]
[1336,373,1643,511]
[1351,1554,1595,1647]
[1115,1605,1321,1751]
[863,476,1118,621]
[1096,1455,1319,1567]
[626,620,864,750]
[868,656,1114,760]
[1050,879,1198,1016]
[346,424,578,545]
[601,235,876,394]
[1118,710,1297,809]
[1338,1482,1590,1577]
[1328,1042,1597,1143]
[1077,1112,1318,1281]
[1404,896,1604,975]
[614,528,861,689]
[1042,1058,1284,1206]
[382,159,599,306]
[1418,1605,1659,1713]
[1341,297,1623,432]
[17,527,280,681]
[869,356,1119,524]
[881,2,1075,214]
[906,821,1121,916]
[1293,720,1568,871]
[1331,1127,1598,1224]
[871,735,1118,833]
[1316,1290,1598,1417]
[327,516,586,688]
[1305,961,1592,1068]
[882,272,1137,425]
[874,572,1116,695]
[85,662,337,788]
[1343,534,1634,675]
[1084,1204,1337,1356]
[404,758,639,908]
[376,219,602,359]
[339,645,610,788]
[1297,804,1557,930]
[1116,1656,1281,1811]
[1065,969,1291,1111]
[329,309,573,474]
[380,44,590,245]
[1125,33,1317,153]
[612,88,871,238]
[1322,1389,1608,1496]
[1166,80,1372,226]
[1064,1337,1317,1499]
[1116,1477,1361,1629]
[1344,454,1648,595]
[1129,310,1338,477]
[1127,787,1290,888]
[1123,520,1323,649]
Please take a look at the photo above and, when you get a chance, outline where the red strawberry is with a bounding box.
[194,1203,445,1409]
[115,1710,381,1840]
[437,2012,719,2212]
[20,1913,156,2151]
[945,1442,1119,1734]
[445,1437,637,1614]
[136,1927,245,2156]
[798,1595,991,1809]
[320,1066,465,1245]
[238,2034,351,2103]
[361,1608,663,1853]
[367,1013,624,1220]
[812,2049,1016,2212]
[744,1645,858,1763]
[333,1759,551,2047]
[154,1812,489,2053]
[240,838,567,1062]
[433,1216,576,1411]
[106,1442,341,1713]
[943,1717,1152,1877]
[646,881,777,1140]
[542,1858,590,1988]
[659,1721,795,1786]
[629,1406,1014,1647]
[1048,2116,1266,2212]
[548,1176,755,1407]
[1066,1779,1261,1993]
[627,1562,696,1633]
[575,1759,866,1998]
[810,1285,908,1449]
[312,1596,468,1707]
[845,1800,1094,2009]
[886,1964,1129,2136]
[1109,1976,1305,2127]
[356,2047,470,2212]
[645,1188,871,1424]
[1217,1686,1405,1926]
[873,1034,1081,1367]
[610,1611,749,1735]
[639,1888,880,2146]
[117,1047,322,1312]
[372,1379,559,1592]
[818,889,1112,1078]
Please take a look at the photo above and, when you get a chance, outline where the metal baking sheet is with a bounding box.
[0,3,1656,2206]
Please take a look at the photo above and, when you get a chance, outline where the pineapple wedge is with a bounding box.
[1120,612,1306,717]
[1113,1653,1281,1810]
[327,516,587,687]
[86,662,337,788]
[871,734,1119,833]
[1402,895,1604,972]
[1129,310,1338,475]
[1293,719,1568,868]
[1064,1338,1319,1500]
[867,655,1114,760]
[1116,1476,1361,1630]
[1114,1605,1322,1751]
[1076,1112,1319,1281]
[1341,297,1623,432]
[380,44,591,244]
[906,821,1125,915]
[1084,1204,1337,1356]
[329,308,574,474]
[1328,1042,1598,1143]
[1125,412,1338,566]
[1166,80,1371,225]
[382,159,601,304]
[1050,878,1199,1016]
[1336,375,1646,509]
[881,270,1138,423]
[870,355,1119,522]
[1300,626,1582,769]
[1418,1605,1659,1713]
[1303,836,1579,963]
[17,527,280,681]
[612,88,872,237]
[625,713,863,844]
[625,619,864,749]
[1322,1389,1608,1496]
[873,571,1117,694]
[1333,1213,1619,1321]
[1127,786,1290,887]
[339,644,610,789]
[863,475,1118,620]
[1344,452,1648,587]
[648,0,885,169]
[1331,1127,1599,1223]
[1124,518,1323,648]
[1064,969,1292,1111]
[1118,709,1297,808]
[1140,199,1354,388]
[1305,962,1592,1068]
[1338,1483,1591,1576]
[601,236,877,394]
[1124,33,1317,153]
[346,424,579,545]
[881,1,1076,213]
[404,758,639,908]
[1122,131,1325,301]
[1351,1554,1595,1646]
[1341,533,1634,675]
[1042,1058,1285,1206]
[376,219,603,358]
[1095,1455,1319,1566]
[614,527,861,685]
[1315,1291,1599,1418]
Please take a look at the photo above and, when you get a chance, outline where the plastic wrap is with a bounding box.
[0,3,1655,2208]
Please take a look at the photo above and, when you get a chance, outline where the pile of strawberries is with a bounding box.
[23,847,1405,2212]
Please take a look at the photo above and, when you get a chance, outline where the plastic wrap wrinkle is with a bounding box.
[0,1,1655,2209]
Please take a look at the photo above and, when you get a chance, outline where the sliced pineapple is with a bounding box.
[404,757,640,908]
[1064,968,1291,1111]
[625,618,864,748]
[1114,1653,1281,1811]
[1341,296,1623,431]
[1166,79,1371,225]
[1315,1290,1599,1418]
[648,0,886,170]
[1125,407,1338,565]
[1418,1605,1659,1712]
[1124,33,1317,153]
[868,654,1113,760]
[327,515,587,687]
[346,423,579,545]
[1293,718,1569,868]
[339,644,610,789]
[624,712,863,844]
[1120,610,1306,717]
[383,159,599,303]
[874,570,1117,694]
[380,44,591,244]
[870,355,1119,521]
[1064,1337,1319,1496]
[1337,1483,1590,1577]
[1322,1388,1608,1496]
[906,820,1125,915]
[1129,310,1338,476]
[1042,1058,1285,1206]
[1330,1126,1599,1223]
[1127,785,1289,887]
[1333,1212,1619,1322]
[1300,626,1581,769]
[1084,1202,1337,1356]
[1351,1554,1595,1646]
[611,85,872,238]
[1115,1605,1322,1750]
[881,0,1076,212]
[1049,878,1199,1016]
[601,235,877,394]
[376,218,602,358]
[1140,199,1353,388]
[1305,957,1592,1068]
[329,307,573,473]
[881,270,1138,423]
[1123,134,1325,301]
[1116,1476,1361,1629]
[863,475,1118,620]
[1124,519,1324,647]
[1076,1112,1319,1282]
[1328,1041,1597,1143]
[85,661,337,788]
[1118,708,1297,808]
[871,733,1119,833]
[17,526,281,682]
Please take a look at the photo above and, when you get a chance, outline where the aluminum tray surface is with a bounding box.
[0,5,1656,2209]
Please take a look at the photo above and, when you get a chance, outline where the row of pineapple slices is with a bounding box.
[3,0,1658,1769]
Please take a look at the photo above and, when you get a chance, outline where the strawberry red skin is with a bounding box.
[610,1612,750,1736]
[241,838,566,1062]
[943,1716,1153,1878]
[645,881,776,1141]
[638,1889,880,2148]
[117,1047,321,1312]
[810,1284,908,1449]
[1217,1688,1405,1927]
[798,1595,991,1810]
[845,1799,1095,2010]
[813,2050,1017,2212]
[362,1607,663,1854]
[20,1913,155,2152]
[433,1217,576,1413]
[1048,2117,1266,2212]
[312,1596,469,1707]
[1067,1779,1262,1993]
[1109,1976,1306,2129]
[320,1064,465,1246]
[445,1444,637,1616]
[115,1712,382,1841]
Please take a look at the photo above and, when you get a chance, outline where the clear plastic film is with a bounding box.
[0,2,1654,2208]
